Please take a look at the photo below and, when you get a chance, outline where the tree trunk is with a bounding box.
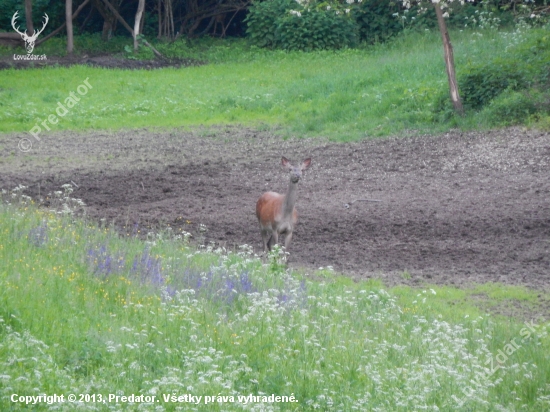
[37,0,91,46]
[102,0,134,35]
[25,0,34,35]
[169,0,175,39]
[134,0,145,51]
[66,0,74,54]
[0,33,25,48]
[157,0,162,38]
[94,0,118,41]
[101,0,165,59]
[434,3,464,115]
[101,19,112,40]
[161,0,174,39]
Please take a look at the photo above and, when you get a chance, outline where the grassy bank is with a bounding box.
[1,28,547,141]
[1,188,549,411]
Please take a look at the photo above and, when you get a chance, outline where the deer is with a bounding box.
[11,11,49,55]
[256,157,312,253]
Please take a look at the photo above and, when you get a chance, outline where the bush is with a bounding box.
[484,89,541,125]
[276,9,358,51]
[245,0,295,48]
[246,0,537,51]
[459,60,525,110]
[352,0,403,44]
[457,30,550,112]
[246,0,358,51]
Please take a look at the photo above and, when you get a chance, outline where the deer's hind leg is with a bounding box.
[260,228,272,252]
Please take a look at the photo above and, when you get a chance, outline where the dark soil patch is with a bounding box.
[1,126,549,289]
[0,54,203,70]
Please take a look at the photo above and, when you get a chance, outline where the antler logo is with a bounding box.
[11,11,49,55]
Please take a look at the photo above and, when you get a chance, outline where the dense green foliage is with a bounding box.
[244,0,296,48]
[0,0,64,33]
[352,0,402,44]
[245,0,358,50]
[275,7,358,50]
[245,0,541,50]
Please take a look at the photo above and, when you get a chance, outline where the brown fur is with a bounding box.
[256,157,311,252]
[256,192,298,230]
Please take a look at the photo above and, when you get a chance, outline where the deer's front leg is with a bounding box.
[284,231,293,250]
[270,231,279,249]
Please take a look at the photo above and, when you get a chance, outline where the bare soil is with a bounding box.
[1,126,549,288]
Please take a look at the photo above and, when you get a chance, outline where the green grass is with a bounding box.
[1,28,547,141]
[1,187,549,411]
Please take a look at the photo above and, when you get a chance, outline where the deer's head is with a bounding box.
[11,11,49,54]
[282,157,312,183]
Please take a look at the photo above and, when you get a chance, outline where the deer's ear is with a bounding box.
[281,156,291,168]
[301,158,312,170]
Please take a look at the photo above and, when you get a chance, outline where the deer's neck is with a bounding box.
[282,180,298,217]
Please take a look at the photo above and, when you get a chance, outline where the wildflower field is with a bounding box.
[1,185,549,411]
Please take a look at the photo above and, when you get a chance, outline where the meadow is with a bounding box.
[0,26,548,141]
[1,24,550,411]
[1,186,549,411]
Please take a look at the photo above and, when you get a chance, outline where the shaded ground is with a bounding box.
[1,126,549,288]
[0,54,203,70]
